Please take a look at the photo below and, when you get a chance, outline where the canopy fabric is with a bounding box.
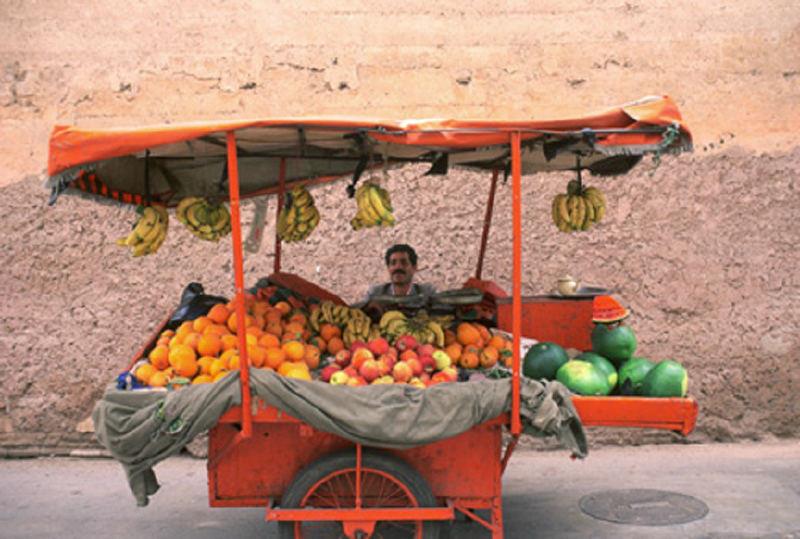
[47,95,691,206]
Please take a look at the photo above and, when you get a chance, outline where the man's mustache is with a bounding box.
[392,270,406,276]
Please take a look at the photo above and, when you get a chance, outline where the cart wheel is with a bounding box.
[279,450,440,539]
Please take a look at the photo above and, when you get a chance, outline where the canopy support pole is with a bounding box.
[510,132,522,435]
[226,131,252,439]
[273,158,287,273]
[475,169,499,280]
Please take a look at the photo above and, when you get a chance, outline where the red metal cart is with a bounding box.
[49,95,698,538]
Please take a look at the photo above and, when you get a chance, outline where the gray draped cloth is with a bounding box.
[93,369,587,506]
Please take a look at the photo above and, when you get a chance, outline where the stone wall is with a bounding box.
[1,1,798,451]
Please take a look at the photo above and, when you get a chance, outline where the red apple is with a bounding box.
[334,350,351,368]
[417,343,435,357]
[373,375,394,385]
[408,377,426,389]
[359,358,381,382]
[329,371,349,385]
[349,340,368,354]
[418,355,436,374]
[377,355,394,376]
[440,366,459,382]
[399,349,418,363]
[392,361,413,383]
[344,366,358,378]
[351,348,375,371]
[395,335,418,352]
[387,347,399,359]
[346,375,367,387]
[405,357,423,377]
[419,372,431,383]
[320,364,341,382]
[431,371,450,384]
[367,337,390,356]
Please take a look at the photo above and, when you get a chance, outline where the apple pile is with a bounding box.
[319,334,458,388]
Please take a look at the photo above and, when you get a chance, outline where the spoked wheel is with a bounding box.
[278,451,440,539]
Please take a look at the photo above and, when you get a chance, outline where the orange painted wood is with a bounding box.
[496,296,594,350]
[572,396,699,435]
[208,407,505,507]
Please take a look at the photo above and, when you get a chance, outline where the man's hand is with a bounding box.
[362,300,385,323]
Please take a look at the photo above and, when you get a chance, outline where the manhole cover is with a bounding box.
[579,489,709,526]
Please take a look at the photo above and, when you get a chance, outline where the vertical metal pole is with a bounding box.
[273,158,286,274]
[476,169,499,280]
[355,443,362,510]
[510,132,522,435]
[226,131,252,439]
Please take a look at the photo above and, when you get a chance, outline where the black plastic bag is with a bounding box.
[166,282,228,330]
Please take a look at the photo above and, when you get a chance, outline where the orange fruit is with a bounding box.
[245,333,259,347]
[265,309,283,323]
[320,323,341,341]
[444,343,463,362]
[203,323,229,336]
[208,304,230,325]
[282,341,305,362]
[247,345,267,368]
[176,320,194,339]
[212,370,230,382]
[252,301,271,317]
[148,345,170,370]
[283,321,305,340]
[220,349,238,369]
[228,354,241,370]
[265,347,286,370]
[197,334,222,357]
[488,335,506,350]
[197,356,215,376]
[444,329,457,346]
[169,344,196,369]
[182,332,202,351]
[460,351,480,369]
[288,311,307,327]
[227,312,255,333]
[173,354,199,378]
[303,345,321,370]
[326,336,344,354]
[476,324,491,344]
[168,336,182,348]
[160,329,175,338]
[192,316,212,333]
[479,346,499,368]
[258,333,280,349]
[456,323,481,346]
[209,358,227,377]
[308,335,327,353]
[265,320,283,336]
[274,301,292,315]
[192,375,213,385]
[156,337,171,348]
[220,334,239,351]
[285,367,312,381]
[278,360,308,376]
[135,363,156,384]
[245,325,264,338]
[148,371,170,387]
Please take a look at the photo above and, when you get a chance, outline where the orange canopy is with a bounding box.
[46,95,691,205]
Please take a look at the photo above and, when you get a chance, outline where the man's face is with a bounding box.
[387,251,416,286]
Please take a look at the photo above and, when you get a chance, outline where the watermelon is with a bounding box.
[577,351,618,390]
[556,360,611,396]
[522,342,569,380]
[641,360,688,397]
[617,357,655,395]
[591,323,637,366]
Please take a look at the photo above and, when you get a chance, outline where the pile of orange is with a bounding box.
[134,296,323,388]
[442,322,513,370]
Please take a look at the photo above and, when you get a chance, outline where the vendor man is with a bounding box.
[361,244,436,316]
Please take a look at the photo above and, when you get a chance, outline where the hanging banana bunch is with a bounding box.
[350,181,396,230]
[175,197,232,241]
[115,205,169,257]
[551,180,607,233]
[276,185,320,242]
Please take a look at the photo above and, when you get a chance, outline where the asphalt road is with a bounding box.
[1,442,799,538]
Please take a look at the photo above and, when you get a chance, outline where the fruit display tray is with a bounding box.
[571,396,698,435]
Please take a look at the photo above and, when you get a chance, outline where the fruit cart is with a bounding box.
[48,95,698,538]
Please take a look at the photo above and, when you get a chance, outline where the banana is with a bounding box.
[310,307,321,332]
[176,197,202,225]
[574,195,586,229]
[552,194,565,227]
[427,321,445,347]
[583,195,596,223]
[380,310,407,331]
[557,194,570,224]
[367,186,390,220]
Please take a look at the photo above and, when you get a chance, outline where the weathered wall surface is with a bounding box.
[1,1,798,451]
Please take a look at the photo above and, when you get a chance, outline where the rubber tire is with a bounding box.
[278,450,440,539]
